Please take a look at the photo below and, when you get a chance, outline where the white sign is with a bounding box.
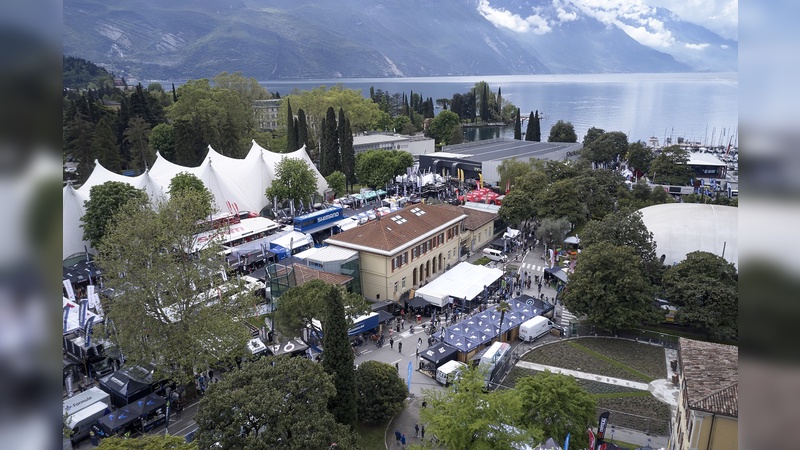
[63,279,75,301]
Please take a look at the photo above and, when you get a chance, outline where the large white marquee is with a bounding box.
[63,142,327,260]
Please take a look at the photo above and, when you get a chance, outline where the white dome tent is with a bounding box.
[62,142,327,260]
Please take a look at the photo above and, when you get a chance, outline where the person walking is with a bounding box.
[401,434,406,448]
[415,347,420,359]
[421,425,426,439]
[537,282,542,294]
[389,337,394,349]
[398,341,403,353]
[394,428,402,445]
[396,323,400,333]
[414,423,420,438]
[417,337,422,347]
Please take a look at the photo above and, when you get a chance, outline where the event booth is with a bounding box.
[415,262,504,308]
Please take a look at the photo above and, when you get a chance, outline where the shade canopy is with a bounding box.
[98,406,138,433]
[125,393,165,417]
[419,342,459,366]
[415,262,503,307]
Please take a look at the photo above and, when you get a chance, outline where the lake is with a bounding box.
[262,72,738,146]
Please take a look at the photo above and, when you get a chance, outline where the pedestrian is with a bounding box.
[395,428,402,444]
[415,348,419,359]
[401,317,405,329]
[401,434,406,447]
[421,425,425,439]
[427,336,432,347]
[537,282,542,294]
[417,337,422,347]
[398,341,403,353]
[390,337,394,349]
[396,323,400,333]
[395,362,399,372]
[414,423,420,438]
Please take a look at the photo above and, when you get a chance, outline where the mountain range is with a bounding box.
[63,0,737,80]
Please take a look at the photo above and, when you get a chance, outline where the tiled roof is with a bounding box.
[271,263,352,286]
[436,204,496,230]
[679,338,738,417]
[325,203,466,255]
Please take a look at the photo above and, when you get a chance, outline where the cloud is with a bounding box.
[552,0,578,23]
[477,0,552,35]
[643,0,738,40]
[573,0,675,48]
[685,43,710,50]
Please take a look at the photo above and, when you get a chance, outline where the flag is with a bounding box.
[588,429,596,450]
[597,411,610,442]
[87,285,96,308]
[407,361,413,391]
[564,432,570,450]
[63,279,75,302]
[85,316,96,347]
[79,299,88,327]
[63,304,71,333]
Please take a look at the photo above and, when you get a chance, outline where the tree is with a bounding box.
[296,108,309,149]
[321,284,358,428]
[168,172,213,218]
[573,168,624,222]
[97,435,196,450]
[325,171,347,199]
[428,110,461,146]
[582,127,605,148]
[149,123,175,162]
[524,111,535,141]
[339,118,356,190]
[584,131,628,167]
[649,145,692,186]
[354,360,408,424]
[420,366,541,449]
[497,301,511,342]
[272,279,369,338]
[91,117,121,172]
[626,141,653,175]
[514,108,522,140]
[561,242,659,332]
[533,178,586,226]
[355,150,396,189]
[319,106,340,176]
[265,157,319,209]
[212,71,270,106]
[548,120,577,143]
[194,356,354,450]
[662,251,738,340]
[81,181,149,248]
[96,190,254,385]
[286,99,298,152]
[534,217,571,251]
[581,210,658,269]
[497,158,533,192]
[124,116,153,171]
[514,371,597,450]
[532,110,541,142]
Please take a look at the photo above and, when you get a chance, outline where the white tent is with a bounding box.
[416,262,504,307]
[63,142,327,259]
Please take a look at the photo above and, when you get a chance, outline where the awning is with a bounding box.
[544,267,569,283]
[125,393,165,417]
[405,296,429,309]
[376,309,394,324]
[98,406,139,433]
[419,342,459,366]
[564,236,580,245]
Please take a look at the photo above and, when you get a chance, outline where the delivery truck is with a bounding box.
[436,360,467,386]
[63,387,111,446]
[518,316,553,342]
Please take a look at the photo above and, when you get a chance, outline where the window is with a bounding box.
[394,281,398,293]
[412,247,419,259]
[402,277,406,288]
[439,234,444,245]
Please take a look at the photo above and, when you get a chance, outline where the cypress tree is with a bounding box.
[320,117,328,171]
[297,108,308,149]
[525,111,535,141]
[340,118,356,191]
[533,110,541,142]
[172,83,177,102]
[320,107,339,176]
[286,100,298,152]
[514,108,522,140]
[321,285,357,428]
[497,87,502,118]
[480,84,489,122]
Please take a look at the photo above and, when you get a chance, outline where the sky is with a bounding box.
[477,0,738,46]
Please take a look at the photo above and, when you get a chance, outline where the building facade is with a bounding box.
[671,338,738,450]
[253,99,281,131]
[324,203,466,302]
[353,133,435,156]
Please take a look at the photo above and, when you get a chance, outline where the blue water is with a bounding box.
[263,72,738,145]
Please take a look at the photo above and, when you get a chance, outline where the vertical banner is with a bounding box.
[549,248,555,269]
[588,429,596,450]
[407,361,413,391]
[65,373,74,398]
[84,316,96,347]
[596,411,610,444]
[63,304,71,333]
[63,279,75,302]
[79,299,88,327]
[87,285,96,308]
[563,432,570,450]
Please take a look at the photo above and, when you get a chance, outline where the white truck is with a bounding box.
[436,360,467,386]
[64,387,111,446]
[518,316,554,342]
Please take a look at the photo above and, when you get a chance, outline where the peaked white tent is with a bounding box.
[63,142,327,260]
[416,262,504,307]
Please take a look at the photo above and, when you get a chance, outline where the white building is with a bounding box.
[353,133,435,156]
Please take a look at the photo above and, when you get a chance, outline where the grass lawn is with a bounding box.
[571,337,666,379]
[521,339,652,383]
[355,422,387,449]
[597,395,672,436]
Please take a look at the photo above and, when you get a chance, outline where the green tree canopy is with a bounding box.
[580,210,659,277]
[428,109,462,146]
[561,242,659,332]
[124,116,153,171]
[97,435,196,450]
[272,279,369,338]
[514,371,597,450]
[534,217,572,251]
[325,170,347,198]
[354,360,408,424]
[96,190,254,385]
[354,149,412,189]
[497,158,534,192]
[533,178,586,226]
[548,120,577,143]
[573,168,624,222]
[649,145,692,186]
[194,356,355,450]
[420,366,542,449]
[149,123,175,162]
[265,157,319,208]
[626,141,654,174]
[662,251,738,340]
[583,131,628,167]
[81,181,149,248]
[91,117,121,173]
[582,127,605,148]
[321,284,358,428]
[168,172,213,219]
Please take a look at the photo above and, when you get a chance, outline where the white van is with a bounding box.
[64,387,111,445]
[436,360,467,386]
[482,248,507,262]
[518,316,553,342]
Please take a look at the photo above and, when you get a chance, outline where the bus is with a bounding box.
[293,206,344,233]
[192,217,281,253]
